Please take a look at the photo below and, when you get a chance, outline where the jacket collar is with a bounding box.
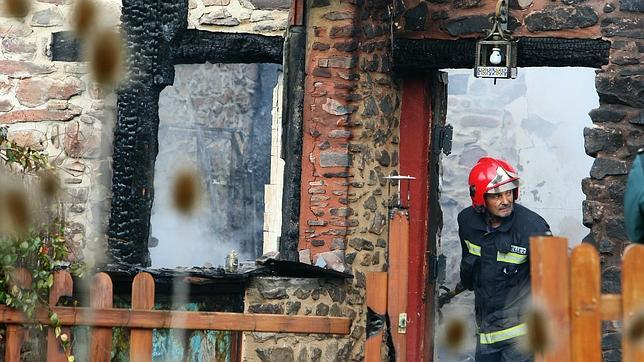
[472,206,517,233]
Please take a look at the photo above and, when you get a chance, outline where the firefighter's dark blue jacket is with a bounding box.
[458,203,550,347]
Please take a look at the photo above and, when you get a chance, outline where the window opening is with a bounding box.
[149,62,282,268]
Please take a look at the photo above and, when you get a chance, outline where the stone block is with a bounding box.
[298,248,311,264]
[590,157,628,179]
[0,98,13,112]
[322,98,353,115]
[348,237,374,251]
[248,303,284,314]
[329,25,358,38]
[0,108,80,124]
[583,126,624,157]
[1,37,37,60]
[442,15,491,36]
[525,5,598,31]
[64,120,101,158]
[320,151,350,167]
[257,279,289,299]
[64,187,89,204]
[203,0,230,5]
[589,105,627,123]
[595,70,644,108]
[0,60,54,79]
[404,3,427,31]
[454,0,481,8]
[256,347,294,362]
[248,0,290,9]
[324,11,353,20]
[600,17,644,38]
[0,22,32,37]
[315,250,347,272]
[333,40,359,52]
[31,7,64,27]
[16,77,82,107]
[368,211,386,234]
[312,42,330,50]
[199,10,241,26]
[7,129,46,150]
[619,0,644,12]
[310,0,330,7]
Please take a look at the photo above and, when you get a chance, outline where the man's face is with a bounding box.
[484,189,514,218]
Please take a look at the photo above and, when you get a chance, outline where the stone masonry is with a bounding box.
[0,1,120,266]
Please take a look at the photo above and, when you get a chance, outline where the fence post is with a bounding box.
[570,243,601,362]
[4,268,32,362]
[90,273,113,362]
[388,211,409,361]
[530,236,571,362]
[366,272,388,362]
[47,271,74,362]
[129,272,155,362]
[622,244,644,362]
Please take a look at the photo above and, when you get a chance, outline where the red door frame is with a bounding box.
[399,74,435,362]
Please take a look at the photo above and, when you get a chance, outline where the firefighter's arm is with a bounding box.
[458,228,476,291]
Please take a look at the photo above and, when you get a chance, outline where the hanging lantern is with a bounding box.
[474,0,518,82]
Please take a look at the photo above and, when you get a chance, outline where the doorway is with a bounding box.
[435,67,598,361]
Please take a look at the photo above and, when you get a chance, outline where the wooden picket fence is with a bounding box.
[531,236,644,362]
[0,270,351,361]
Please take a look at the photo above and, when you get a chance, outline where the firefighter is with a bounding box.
[458,156,550,362]
[624,149,644,244]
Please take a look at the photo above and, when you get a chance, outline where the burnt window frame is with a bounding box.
[49,0,300,267]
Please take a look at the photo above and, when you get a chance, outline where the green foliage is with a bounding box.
[0,219,85,317]
[0,126,49,173]
[0,125,85,360]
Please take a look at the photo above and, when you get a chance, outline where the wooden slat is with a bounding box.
[366,272,388,362]
[622,244,644,362]
[230,331,242,362]
[388,211,409,361]
[530,236,571,362]
[0,305,351,334]
[4,268,32,362]
[570,243,601,362]
[600,294,622,321]
[90,273,113,362]
[47,271,74,362]
[129,273,154,362]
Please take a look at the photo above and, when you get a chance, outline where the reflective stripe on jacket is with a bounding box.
[458,203,550,348]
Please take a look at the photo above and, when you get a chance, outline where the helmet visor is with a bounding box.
[487,179,519,194]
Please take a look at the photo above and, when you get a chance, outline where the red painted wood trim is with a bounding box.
[399,75,432,362]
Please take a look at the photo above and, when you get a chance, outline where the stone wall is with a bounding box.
[298,0,399,265]
[585,6,642,358]
[242,277,361,361]
[396,0,606,39]
[188,0,290,35]
[0,1,121,265]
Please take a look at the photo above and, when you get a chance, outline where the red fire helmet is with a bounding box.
[468,156,520,208]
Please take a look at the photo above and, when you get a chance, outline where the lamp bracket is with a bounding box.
[492,0,509,33]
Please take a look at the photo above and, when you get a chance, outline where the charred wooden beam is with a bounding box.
[279,26,306,262]
[172,30,283,65]
[393,37,610,70]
